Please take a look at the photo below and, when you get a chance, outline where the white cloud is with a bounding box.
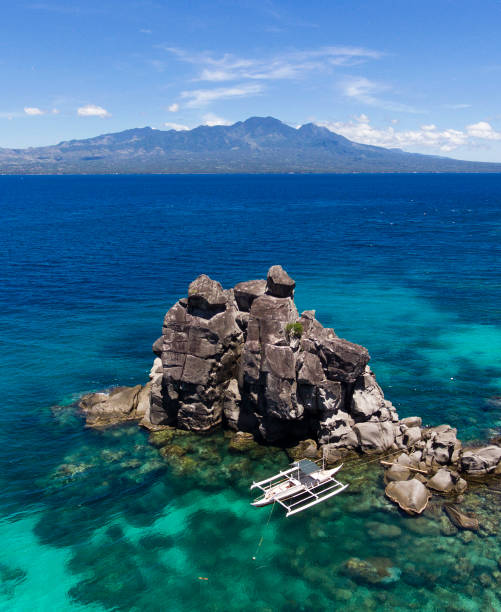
[168,103,179,112]
[52,108,60,114]
[164,122,189,131]
[319,116,466,151]
[444,103,471,110]
[0,111,22,119]
[24,106,45,115]
[162,45,383,83]
[202,113,232,126]
[316,115,501,153]
[180,84,262,108]
[466,121,501,140]
[342,76,423,113]
[77,104,110,118]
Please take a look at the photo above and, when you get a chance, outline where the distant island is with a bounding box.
[2,116,501,175]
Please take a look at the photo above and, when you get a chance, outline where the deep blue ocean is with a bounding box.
[1,174,500,611]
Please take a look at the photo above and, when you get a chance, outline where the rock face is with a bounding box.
[427,468,467,495]
[422,425,462,468]
[143,266,404,449]
[460,446,501,475]
[354,421,396,453]
[149,275,243,432]
[233,279,266,312]
[351,368,398,424]
[266,265,295,298]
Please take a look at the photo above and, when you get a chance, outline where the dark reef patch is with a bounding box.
[0,562,27,600]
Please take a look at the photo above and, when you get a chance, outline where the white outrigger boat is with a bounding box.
[250,458,348,517]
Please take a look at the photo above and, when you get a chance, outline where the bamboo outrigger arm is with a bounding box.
[250,465,299,490]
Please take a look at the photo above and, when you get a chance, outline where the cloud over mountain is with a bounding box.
[1,116,501,175]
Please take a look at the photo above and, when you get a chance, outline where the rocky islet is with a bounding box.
[79,265,501,520]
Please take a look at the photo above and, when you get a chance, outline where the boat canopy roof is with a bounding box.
[295,459,320,475]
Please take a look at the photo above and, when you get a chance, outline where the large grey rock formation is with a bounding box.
[233,279,266,312]
[143,265,404,450]
[78,266,501,478]
[75,265,501,523]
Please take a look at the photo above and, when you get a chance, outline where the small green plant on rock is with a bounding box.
[285,321,304,339]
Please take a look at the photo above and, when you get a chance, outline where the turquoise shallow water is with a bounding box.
[1,174,501,610]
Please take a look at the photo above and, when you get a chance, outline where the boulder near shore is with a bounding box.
[79,266,501,518]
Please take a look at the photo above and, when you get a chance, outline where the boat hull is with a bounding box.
[251,482,303,507]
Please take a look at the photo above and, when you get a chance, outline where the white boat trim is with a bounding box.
[250,465,299,490]
[285,483,349,516]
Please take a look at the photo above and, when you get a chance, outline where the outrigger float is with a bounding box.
[250,458,348,517]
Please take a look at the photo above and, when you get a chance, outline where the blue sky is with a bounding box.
[2,0,501,161]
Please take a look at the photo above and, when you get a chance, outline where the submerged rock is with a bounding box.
[385,478,430,515]
[444,505,479,531]
[343,557,401,585]
[0,561,27,598]
[148,428,177,447]
[287,439,319,462]
[366,521,402,539]
[228,431,258,452]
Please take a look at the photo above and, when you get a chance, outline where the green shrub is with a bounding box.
[285,322,304,338]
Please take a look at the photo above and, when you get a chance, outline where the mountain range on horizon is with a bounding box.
[1,116,501,175]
